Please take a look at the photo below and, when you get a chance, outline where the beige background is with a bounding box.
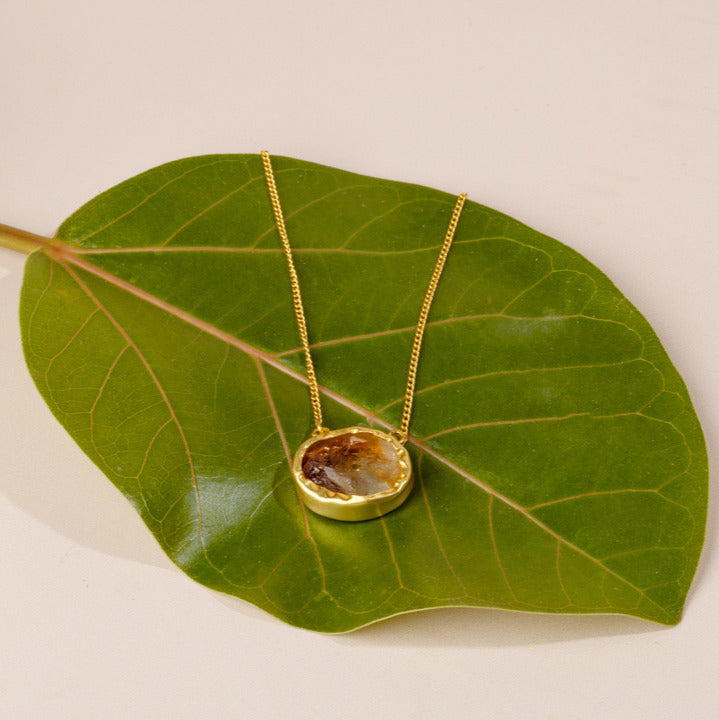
[1,1,717,718]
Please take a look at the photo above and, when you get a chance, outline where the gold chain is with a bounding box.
[395,190,467,442]
[261,151,326,434]
[261,151,467,443]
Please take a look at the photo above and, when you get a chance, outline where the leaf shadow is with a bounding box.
[0,256,175,573]
[1,443,673,648]
[0,449,174,572]
[2,419,713,647]
[209,592,665,646]
[331,607,665,647]
[0,446,707,647]
[2,380,714,646]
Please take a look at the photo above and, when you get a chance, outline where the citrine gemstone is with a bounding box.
[301,431,404,496]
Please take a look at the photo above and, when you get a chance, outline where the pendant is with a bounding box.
[292,426,413,522]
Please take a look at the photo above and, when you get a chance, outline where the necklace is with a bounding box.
[261,151,467,521]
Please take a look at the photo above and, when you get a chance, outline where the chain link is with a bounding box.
[261,151,466,443]
[397,190,467,441]
[261,151,326,434]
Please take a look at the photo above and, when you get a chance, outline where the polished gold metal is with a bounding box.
[261,150,467,520]
[292,426,413,522]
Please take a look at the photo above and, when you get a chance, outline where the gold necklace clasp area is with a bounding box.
[261,151,467,522]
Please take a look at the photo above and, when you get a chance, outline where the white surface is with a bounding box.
[1,2,717,718]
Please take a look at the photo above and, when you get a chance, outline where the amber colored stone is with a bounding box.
[301,431,403,496]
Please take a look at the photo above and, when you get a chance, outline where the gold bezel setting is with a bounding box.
[292,426,413,522]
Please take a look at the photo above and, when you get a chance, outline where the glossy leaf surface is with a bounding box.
[19,154,707,630]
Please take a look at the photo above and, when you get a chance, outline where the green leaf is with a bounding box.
[18,154,707,631]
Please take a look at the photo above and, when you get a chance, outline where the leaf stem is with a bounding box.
[0,223,55,255]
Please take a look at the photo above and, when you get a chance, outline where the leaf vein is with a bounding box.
[254,357,328,595]
[74,158,242,243]
[58,259,241,588]
[417,452,468,596]
[488,496,519,602]
[52,249,685,620]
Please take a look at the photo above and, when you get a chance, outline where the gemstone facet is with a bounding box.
[302,431,403,496]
